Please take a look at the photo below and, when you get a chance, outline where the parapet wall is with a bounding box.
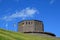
[24,32,56,37]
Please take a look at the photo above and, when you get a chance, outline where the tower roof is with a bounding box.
[18,20,43,23]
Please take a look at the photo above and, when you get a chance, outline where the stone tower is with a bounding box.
[18,20,44,32]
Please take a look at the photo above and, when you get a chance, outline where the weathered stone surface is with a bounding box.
[18,20,44,32]
[18,20,56,37]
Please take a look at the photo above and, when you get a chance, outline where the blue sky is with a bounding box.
[0,0,60,37]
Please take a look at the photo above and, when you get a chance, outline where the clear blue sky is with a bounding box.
[0,0,60,37]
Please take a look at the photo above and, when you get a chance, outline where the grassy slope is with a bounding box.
[0,29,60,40]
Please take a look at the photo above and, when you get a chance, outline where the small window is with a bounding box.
[29,22,30,24]
[22,23,24,26]
[31,22,32,24]
[26,22,27,24]
[22,23,24,24]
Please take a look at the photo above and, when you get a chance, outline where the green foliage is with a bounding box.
[0,29,60,40]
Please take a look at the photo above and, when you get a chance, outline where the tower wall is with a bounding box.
[18,20,44,32]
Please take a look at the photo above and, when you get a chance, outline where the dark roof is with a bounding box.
[18,20,43,23]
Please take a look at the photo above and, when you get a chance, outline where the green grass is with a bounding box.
[0,29,60,40]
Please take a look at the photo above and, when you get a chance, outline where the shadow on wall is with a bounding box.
[24,32,56,37]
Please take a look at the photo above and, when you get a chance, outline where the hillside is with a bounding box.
[0,29,60,40]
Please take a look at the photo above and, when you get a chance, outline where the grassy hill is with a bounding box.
[0,29,60,40]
